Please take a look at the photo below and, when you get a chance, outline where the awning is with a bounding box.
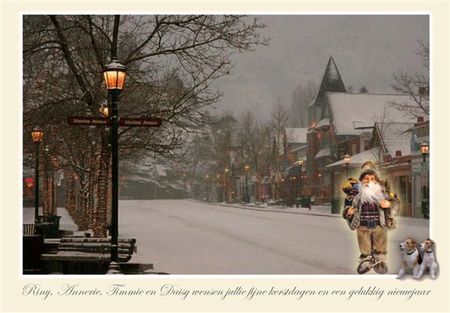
[315,147,331,159]
[316,118,330,129]
[325,147,380,169]
[290,144,307,153]
[285,166,301,176]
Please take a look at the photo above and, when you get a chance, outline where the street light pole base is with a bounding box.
[106,261,122,274]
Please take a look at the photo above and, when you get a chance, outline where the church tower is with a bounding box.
[305,56,346,200]
[309,56,346,127]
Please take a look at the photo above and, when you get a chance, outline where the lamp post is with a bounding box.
[420,141,429,163]
[224,167,229,203]
[297,160,303,197]
[216,173,221,202]
[343,153,351,178]
[244,165,250,203]
[419,141,430,219]
[43,145,50,216]
[205,174,210,202]
[50,155,59,216]
[103,59,126,263]
[31,128,44,223]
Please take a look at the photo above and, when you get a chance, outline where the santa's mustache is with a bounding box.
[359,182,384,204]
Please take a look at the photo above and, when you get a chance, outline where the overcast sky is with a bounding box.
[212,15,429,122]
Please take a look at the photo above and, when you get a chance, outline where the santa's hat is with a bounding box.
[359,161,381,182]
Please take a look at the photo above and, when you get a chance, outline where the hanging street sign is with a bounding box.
[118,117,162,127]
[67,116,162,128]
[67,116,110,126]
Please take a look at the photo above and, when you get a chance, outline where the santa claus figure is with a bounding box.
[342,161,398,274]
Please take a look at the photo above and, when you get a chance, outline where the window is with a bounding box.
[352,143,357,155]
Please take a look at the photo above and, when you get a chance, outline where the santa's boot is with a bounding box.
[373,252,388,274]
[357,254,372,274]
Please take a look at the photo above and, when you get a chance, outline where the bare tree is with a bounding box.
[288,80,317,127]
[269,98,289,156]
[390,40,429,118]
[23,14,267,231]
[237,110,268,175]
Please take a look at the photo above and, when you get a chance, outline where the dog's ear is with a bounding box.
[411,239,416,245]
[430,239,435,246]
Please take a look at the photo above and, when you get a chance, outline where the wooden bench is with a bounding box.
[41,237,138,273]
[42,237,136,262]
[23,224,36,235]
[23,221,61,238]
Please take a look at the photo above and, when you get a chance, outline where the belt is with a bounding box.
[359,220,380,228]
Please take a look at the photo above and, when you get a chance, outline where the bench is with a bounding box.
[23,224,36,235]
[41,237,138,274]
[23,220,61,238]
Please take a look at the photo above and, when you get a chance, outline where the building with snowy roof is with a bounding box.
[303,56,425,213]
[283,127,308,161]
[269,127,308,202]
[325,121,417,216]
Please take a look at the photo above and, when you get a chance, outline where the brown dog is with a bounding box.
[397,238,420,279]
[415,239,438,279]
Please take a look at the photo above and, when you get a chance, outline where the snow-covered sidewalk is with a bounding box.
[55,207,79,232]
[22,206,79,232]
[193,200,429,227]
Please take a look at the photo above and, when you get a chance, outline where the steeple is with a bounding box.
[317,56,346,95]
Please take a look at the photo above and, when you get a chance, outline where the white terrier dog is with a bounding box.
[397,238,420,279]
[415,239,438,279]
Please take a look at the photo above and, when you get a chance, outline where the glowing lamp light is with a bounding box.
[419,141,429,155]
[103,59,126,91]
[31,128,44,142]
[420,141,429,162]
[343,153,351,165]
[24,177,35,188]
[99,102,109,117]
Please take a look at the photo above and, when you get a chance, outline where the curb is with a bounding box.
[189,199,341,219]
[189,199,429,226]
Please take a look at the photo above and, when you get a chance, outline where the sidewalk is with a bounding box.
[55,207,79,233]
[200,201,429,227]
[22,206,79,232]
[24,206,154,271]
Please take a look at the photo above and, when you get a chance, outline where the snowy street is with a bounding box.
[114,199,429,275]
[22,200,429,275]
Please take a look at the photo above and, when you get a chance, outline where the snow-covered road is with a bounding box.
[117,199,429,275]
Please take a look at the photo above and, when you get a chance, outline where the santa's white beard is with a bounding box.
[359,182,384,205]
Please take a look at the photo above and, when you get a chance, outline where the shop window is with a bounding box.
[351,143,357,155]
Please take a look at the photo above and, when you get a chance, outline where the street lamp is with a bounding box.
[343,153,351,178]
[104,59,126,91]
[31,128,44,224]
[244,165,250,203]
[419,141,430,218]
[43,145,50,216]
[297,160,303,197]
[224,167,229,203]
[205,174,210,202]
[103,59,126,263]
[420,141,429,163]
[99,101,109,117]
